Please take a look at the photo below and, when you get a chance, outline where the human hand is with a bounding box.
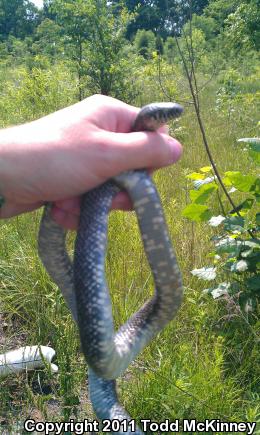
[0,94,182,229]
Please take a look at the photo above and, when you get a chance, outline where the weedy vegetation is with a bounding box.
[0,0,259,434]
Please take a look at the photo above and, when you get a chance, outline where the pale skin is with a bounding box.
[0,94,183,230]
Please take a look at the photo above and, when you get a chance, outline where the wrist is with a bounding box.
[0,121,54,204]
[0,125,20,203]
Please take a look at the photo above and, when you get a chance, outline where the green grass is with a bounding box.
[0,65,259,434]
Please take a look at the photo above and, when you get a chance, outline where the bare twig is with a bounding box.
[157,54,171,100]
[157,0,253,238]
[156,54,194,106]
[174,34,237,212]
[169,5,256,239]
[188,0,200,110]
[197,69,217,93]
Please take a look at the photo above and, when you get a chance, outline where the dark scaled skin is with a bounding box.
[38,102,184,435]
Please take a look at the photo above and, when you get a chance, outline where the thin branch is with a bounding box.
[216,189,226,216]
[156,52,194,106]
[157,53,171,100]
[197,70,217,93]
[174,30,255,238]
[174,35,237,211]
[187,0,200,110]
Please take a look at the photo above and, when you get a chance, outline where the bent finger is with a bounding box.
[94,130,182,177]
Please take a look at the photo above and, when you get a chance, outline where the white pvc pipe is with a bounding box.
[0,345,58,377]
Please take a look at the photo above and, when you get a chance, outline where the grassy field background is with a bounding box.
[0,53,259,434]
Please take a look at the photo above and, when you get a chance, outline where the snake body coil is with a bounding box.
[38,102,183,434]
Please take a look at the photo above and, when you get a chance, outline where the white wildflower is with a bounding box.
[231,260,248,272]
[191,266,217,281]
[208,215,226,227]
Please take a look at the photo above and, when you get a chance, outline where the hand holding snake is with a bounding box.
[0,95,182,223]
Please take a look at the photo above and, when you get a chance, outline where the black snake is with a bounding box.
[38,102,184,434]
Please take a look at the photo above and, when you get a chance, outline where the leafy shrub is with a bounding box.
[0,64,77,126]
[134,29,156,59]
[215,68,260,132]
[182,138,260,312]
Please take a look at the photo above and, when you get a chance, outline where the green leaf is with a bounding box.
[200,166,212,173]
[253,179,260,195]
[245,275,260,292]
[249,150,260,164]
[256,213,260,226]
[241,249,259,259]
[186,172,205,181]
[246,141,260,164]
[255,193,260,203]
[241,244,260,273]
[244,240,260,249]
[182,204,212,222]
[223,176,232,187]
[238,137,260,151]
[224,171,258,193]
[204,282,230,299]
[249,142,260,153]
[224,216,245,232]
[229,198,254,215]
[190,183,218,204]
[215,237,242,255]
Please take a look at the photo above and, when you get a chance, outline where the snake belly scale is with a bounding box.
[38,102,184,434]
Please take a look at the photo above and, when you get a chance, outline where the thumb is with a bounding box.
[100,130,183,174]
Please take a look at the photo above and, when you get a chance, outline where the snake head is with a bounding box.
[133,102,184,132]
